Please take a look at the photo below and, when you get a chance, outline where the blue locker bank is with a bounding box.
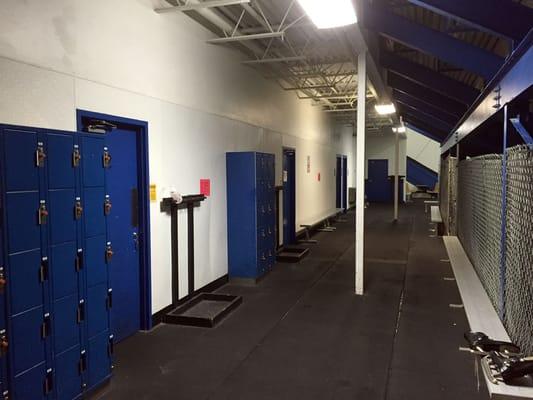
[226,152,276,281]
[0,125,113,399]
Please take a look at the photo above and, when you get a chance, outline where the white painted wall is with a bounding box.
[365,134,407,178]
[406,127,440,172]
[0,0,355,314]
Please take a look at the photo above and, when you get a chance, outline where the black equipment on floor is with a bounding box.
[160,194,241,327]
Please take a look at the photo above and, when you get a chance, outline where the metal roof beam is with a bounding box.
[207,32,284,43]
[387,72,468,117]
[283,85,334,91]
[155,0,250,13]
[392,90,461,124]
[361,1,505,79]
[242,56,307,64]
[381,51,479,105]
[407,0,533,43]
[397,104,453,133]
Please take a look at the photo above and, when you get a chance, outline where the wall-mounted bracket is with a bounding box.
[509,116,533,147]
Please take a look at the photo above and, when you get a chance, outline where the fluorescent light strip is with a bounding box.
[297,0,357,29]
[375,103,396,115]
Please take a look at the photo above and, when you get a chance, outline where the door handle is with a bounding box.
[133,232,139,251]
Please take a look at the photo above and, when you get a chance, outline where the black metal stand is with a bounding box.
[160,194,242,327]
[161,194,206,303]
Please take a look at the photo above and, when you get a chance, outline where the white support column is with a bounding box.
[355,51,366,295]
[394,130,400,221]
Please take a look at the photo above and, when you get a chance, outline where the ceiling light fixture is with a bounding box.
[374,103,396,115]
[297,0,358,29]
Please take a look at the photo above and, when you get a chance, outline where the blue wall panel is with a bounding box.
[406,156,439,188]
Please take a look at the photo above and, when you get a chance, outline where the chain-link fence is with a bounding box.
[452,146,533,355]
[457,155,503,313]
[504,145,533,355]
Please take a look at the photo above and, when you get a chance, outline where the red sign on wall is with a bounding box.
[200,179,211,196]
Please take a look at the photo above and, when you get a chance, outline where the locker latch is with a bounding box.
[41,313,51,339]
[108,334,115,357]
[77,299,85,323]
[39,257,49,283]
[74,198,83,220]
[2,390,8,400]
[0,267,6,294]
[104,196,112,216]
[0,330,8,358]
[38,201,48,225]
[79,350,87,373]
[44,368,53,395]
[105,243,113,263]
[35,142,46,167]
[75,249,84,271]
[106,289,113,309]
[103,147,111,168]
[72,145,81,167]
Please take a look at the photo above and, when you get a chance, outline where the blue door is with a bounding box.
[366,159,392,203]
[106,128,141,342]
[335,156,342,208]
[342,156,348,210]
[282,149,296,245]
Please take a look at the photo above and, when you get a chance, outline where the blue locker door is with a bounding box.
[282,149,296,244]
[0,131,6,399]
[13,363,47,400]
[106,128,140,342]
[85,236,107,288]
[3,129,39,192]
[87,331,111,388]
[53,294,80,354]
[81,136,105,188]
[8,250,42,315]
[55,346,82,400]
[11,307,47,375]
[87,283,109,339]
[48,189,77,245]
[366,159,392,203]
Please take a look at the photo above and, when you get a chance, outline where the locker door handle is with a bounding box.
[79,350,87,373]
[74,200,83,220]
[105,244,114,263]
[38,202,48,225]
[106,289,113,309]
[108,335,115,357]
[0,267,6,294]
[0,330,8,358]
[133,232,139,251]
[41,314,51,339]
[39,258,49,283]
[35,143,46,167]
[77,300,85,323]
[75,249,84,271]
[103,148,112,168]
[72,146,81,167]
[44,369,53,395]
[104,197,112,216]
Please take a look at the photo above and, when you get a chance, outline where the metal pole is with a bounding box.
[355,51,366,295]
[394,130,400,221]
[499,104,508,319]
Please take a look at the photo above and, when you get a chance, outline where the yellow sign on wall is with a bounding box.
[150,184,157,202]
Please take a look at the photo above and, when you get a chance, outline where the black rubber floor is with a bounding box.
[92,202,488,400]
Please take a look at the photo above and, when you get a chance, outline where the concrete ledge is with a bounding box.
[443,236,533,399]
